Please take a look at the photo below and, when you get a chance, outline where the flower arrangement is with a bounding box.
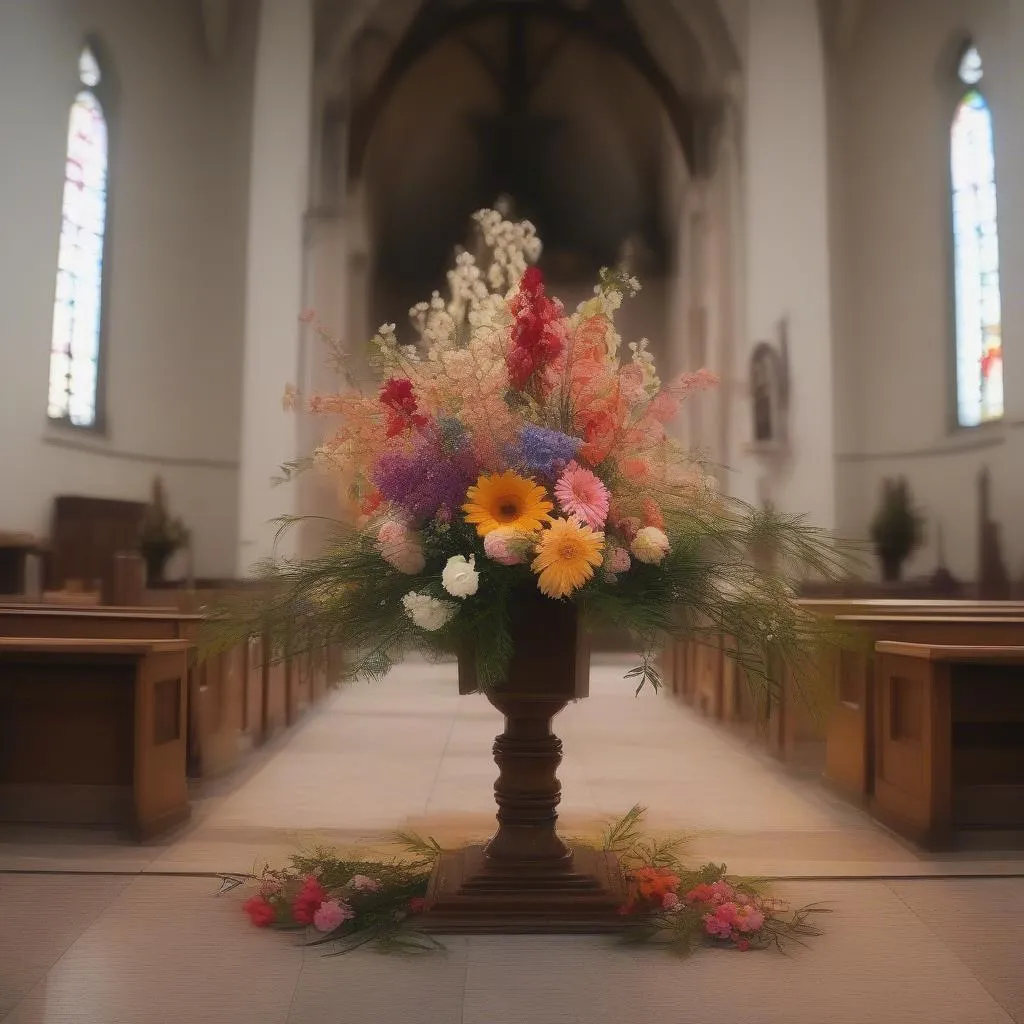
[237,809,826,958]
[211,207,846,699]
[240,842,440,955]
[605,808,827,955]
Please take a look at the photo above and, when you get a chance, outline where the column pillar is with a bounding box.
[237,0,314,572]
[739,0,836,529]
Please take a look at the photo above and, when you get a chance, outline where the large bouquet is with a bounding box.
[216,208,844,701]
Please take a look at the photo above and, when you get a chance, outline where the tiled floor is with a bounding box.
[2,656,1023,1022]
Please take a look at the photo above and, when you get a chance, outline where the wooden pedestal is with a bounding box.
[422,843,627,934]
[424,592,626,933]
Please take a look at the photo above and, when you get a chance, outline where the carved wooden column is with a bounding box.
[423,591,625,932]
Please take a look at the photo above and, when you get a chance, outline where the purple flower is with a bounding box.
[373,432,478,523]
[508,425,582,481]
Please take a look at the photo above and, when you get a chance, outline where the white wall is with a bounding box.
[831,0,1024,581]
[0,0,255,578]
[738,0,835,529]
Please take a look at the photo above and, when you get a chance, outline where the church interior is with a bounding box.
[1,1,1023,1021]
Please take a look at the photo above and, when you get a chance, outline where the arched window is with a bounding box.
[950,43,1002,427]
[48,44,109,428]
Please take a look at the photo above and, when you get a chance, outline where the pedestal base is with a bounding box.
[420,844,628,934]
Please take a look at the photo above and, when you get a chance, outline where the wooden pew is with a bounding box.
[822,614,1024,802]
[871,641,1024,849]
[662,602,1024,797]
[0,637,192,838]
[0,605,244,780]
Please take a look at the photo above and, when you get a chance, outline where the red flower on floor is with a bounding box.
[633,866,680,901]
[243,894,276,927]
[292,875,329,925]
[408,897,427,914]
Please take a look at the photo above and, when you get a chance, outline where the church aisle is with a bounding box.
[3,657,1024,1022]
[146,656,940,877]
[1,873,1020,1023]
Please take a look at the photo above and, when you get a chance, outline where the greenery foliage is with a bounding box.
[869,476,925,571]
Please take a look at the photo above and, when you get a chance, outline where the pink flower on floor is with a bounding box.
[292,876,328,925]
[703,910,733,939]
[732,905,765,933]
[349,875,382,892]
[554,462,610,530]
[243,895,276,928]
[258,877,283,898]
[709,880,735,904]
[735,938,751,952]
[313,899,354,933]
[661,892,681,911]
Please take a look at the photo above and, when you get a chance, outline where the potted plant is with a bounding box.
[138,476,189,585]
[869,476,924,583]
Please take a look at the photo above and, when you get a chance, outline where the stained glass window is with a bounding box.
[48,45,109,427]
[951,45,1003,427]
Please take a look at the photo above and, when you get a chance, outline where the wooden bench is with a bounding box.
[872,641,1024,849]
[0,605,245,779]
[0,637,192,838]
[823,614,1024,802]
[662,602,1024,793]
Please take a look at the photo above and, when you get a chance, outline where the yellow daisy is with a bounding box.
[463,470,554,537]
[531,517,605,599]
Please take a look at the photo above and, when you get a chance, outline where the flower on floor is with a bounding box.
[605,805,829,956]
[240,841,442,956]
[292,875,328,925]
[243,894,276,927]
[239,808,830,961]
[314,899,354,933]
[348,874,382,892]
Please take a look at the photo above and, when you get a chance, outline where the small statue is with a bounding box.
[749,317,790,448]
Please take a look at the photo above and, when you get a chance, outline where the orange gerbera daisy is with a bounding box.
[531,517,605,599]
[463,470,553,537]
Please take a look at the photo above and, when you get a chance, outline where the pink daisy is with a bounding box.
[554,462,610,530]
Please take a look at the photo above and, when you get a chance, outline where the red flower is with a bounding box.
[408,897,427,914]
[506,268,564,389]
[641,498,665,530]
[736,938,751,952]
[243,895,276,928]
[360,490,383,516]
[380,378,428,437]
[292,875,328,925]
[684,883,717,905]
[632,866,680,901]
[380,377,417,414]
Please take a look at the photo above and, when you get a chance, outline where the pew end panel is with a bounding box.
[871,642,1024,849]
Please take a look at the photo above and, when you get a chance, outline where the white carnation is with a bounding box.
[402,592,457,632]
[442,554,479,598]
